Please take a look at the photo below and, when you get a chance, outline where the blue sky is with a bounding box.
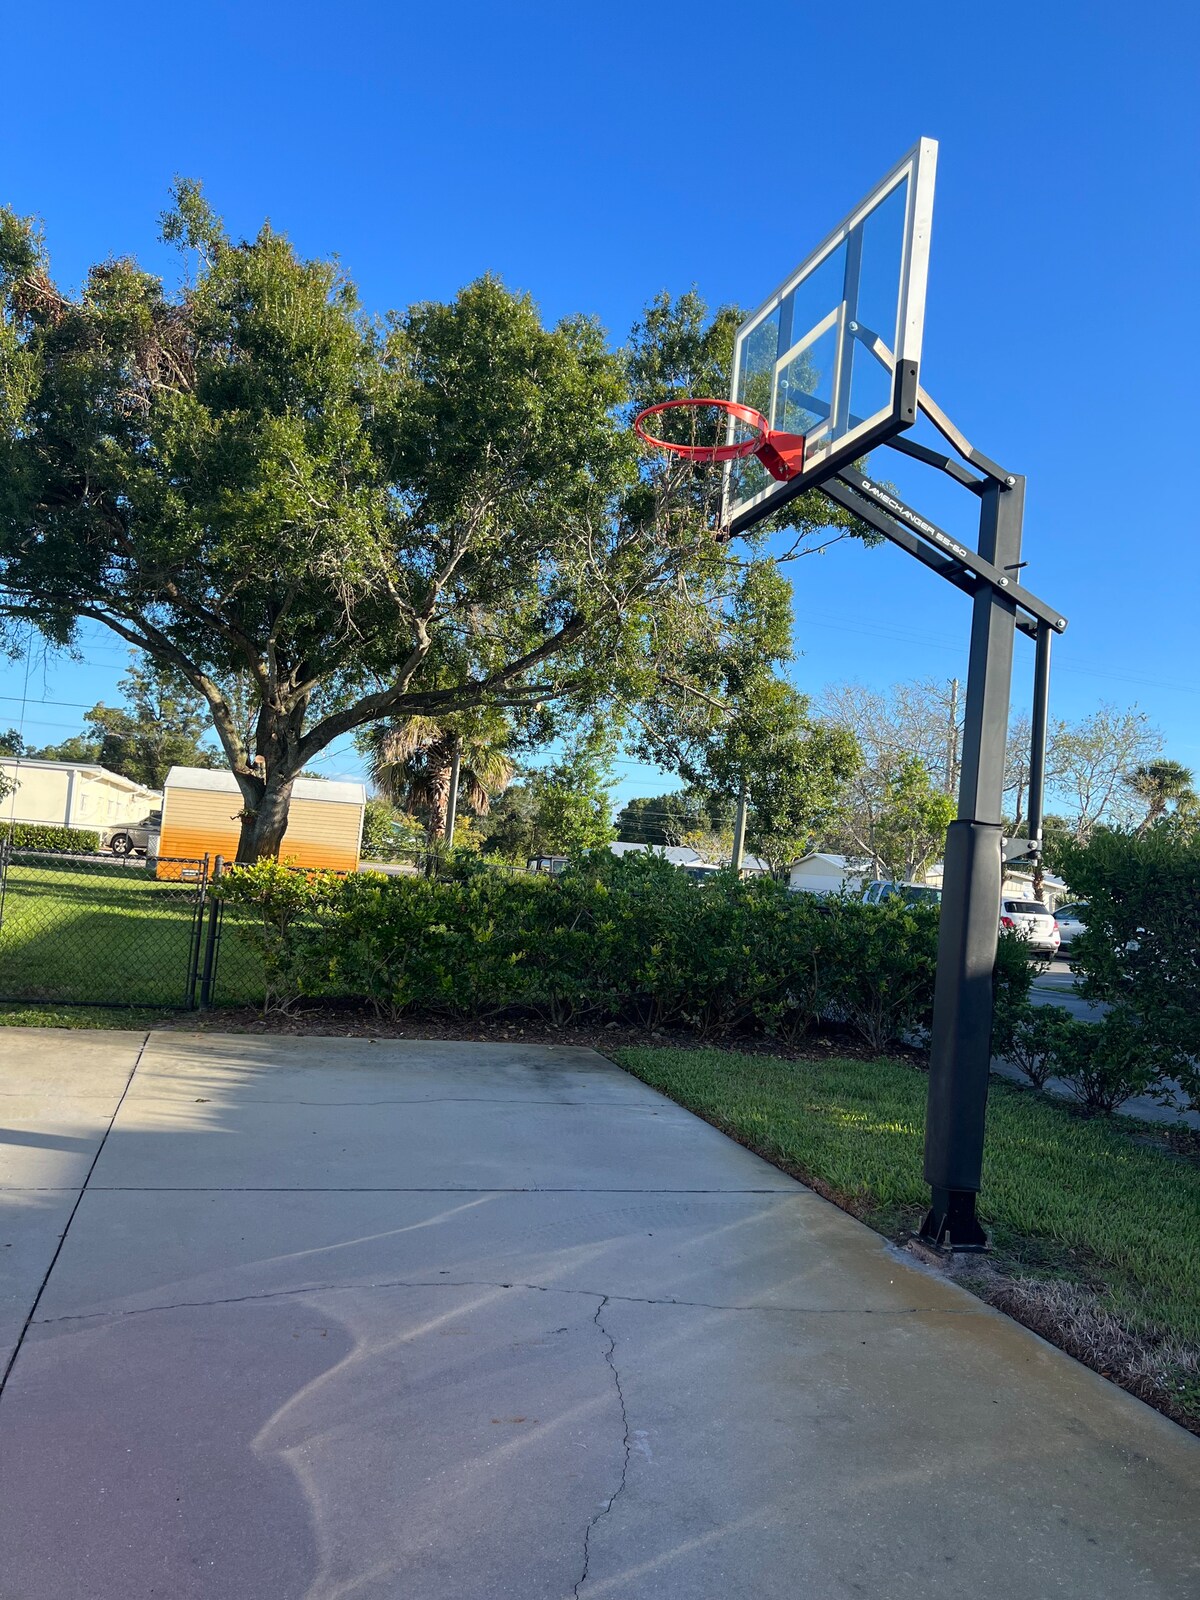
[3,1,1198,808]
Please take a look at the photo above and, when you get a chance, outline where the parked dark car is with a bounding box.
[103,810,162,857]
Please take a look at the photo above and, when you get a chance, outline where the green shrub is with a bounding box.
[992,927,1035,1039]
[1056,827,1200,1114]
[212,858,344,1011]
[360,799,423,862]
[996,1000,1173,1115]
[812,895,937,1051]
[997,1004,1080,1090]
[1055,1007,1166,1114]
[5,823,101,852]
[215,853,1033,1049]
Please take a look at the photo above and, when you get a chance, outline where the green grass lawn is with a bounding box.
[0,1003,172,1028]
[0,856,264,1009]
[613,1046,1200,1392]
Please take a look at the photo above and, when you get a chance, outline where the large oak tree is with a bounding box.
[0,189,856,860]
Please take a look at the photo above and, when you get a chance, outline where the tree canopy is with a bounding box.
[358,709,515,842]
[1123,759,1196,833]
[82,658,223,789]
[0,190,856,861]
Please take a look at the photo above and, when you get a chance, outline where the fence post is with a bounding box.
[0,834,10,932]
[199,855,224,1010]
[183,854,210,1010]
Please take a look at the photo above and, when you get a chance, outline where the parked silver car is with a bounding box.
[1052,900,1088,955]
[862,880,943,909]
[103,810,162,857]
[999,898,1060,956]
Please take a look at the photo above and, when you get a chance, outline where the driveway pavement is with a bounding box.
[1028,959,1106,1021]
[1,1028,1197,1599]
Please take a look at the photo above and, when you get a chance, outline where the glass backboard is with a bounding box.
[724,138,937,529]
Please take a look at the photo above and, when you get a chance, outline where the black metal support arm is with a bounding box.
[847,320,1015,488]
[1026,622,1053,853]
[835,468,1067,637]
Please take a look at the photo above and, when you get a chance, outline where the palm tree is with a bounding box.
[359,716,515,841]
[1125,759,1197,833]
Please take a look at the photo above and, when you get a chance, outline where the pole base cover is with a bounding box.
[919,1187,988,1252]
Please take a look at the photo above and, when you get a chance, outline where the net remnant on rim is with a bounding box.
[633,397,806,483]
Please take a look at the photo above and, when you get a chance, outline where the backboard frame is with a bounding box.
[724,137,938,535]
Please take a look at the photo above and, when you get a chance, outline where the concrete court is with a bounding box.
[0,1029,1196,1600]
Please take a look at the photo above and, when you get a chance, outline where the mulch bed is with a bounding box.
[160,1002,928,1067]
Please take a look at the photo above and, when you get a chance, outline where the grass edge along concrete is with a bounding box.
[614,1044,1200,1434]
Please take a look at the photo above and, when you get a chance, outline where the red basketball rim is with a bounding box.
[633,397,769,463]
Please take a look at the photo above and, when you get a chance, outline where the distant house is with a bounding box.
[609,841,705,868]
[787,852,866,897]
[0,757,159,836]
[609,841,769,876]
[156,766,366,878]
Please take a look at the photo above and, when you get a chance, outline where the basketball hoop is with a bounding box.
[633,397,806,482]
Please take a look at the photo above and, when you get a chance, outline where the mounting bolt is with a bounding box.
[999,577,1009,586]
[1005,475,1016,486]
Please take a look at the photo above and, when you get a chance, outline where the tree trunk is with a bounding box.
[425,762,453,842]
[235,773,297,863]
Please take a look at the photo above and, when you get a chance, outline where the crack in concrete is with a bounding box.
[574,1296,631,1597]
[33,1276,981,1326]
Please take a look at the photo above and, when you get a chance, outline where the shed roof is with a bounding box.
[790,852,857,871]
[164,766,365,806]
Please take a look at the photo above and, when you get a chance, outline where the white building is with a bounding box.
[609,841,705,867]
[0,758,160,835]
[787,852,867,896]
[610,840,770,876]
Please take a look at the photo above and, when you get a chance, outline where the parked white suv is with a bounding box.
[999,898,1060,956]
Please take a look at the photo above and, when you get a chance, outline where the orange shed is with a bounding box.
[156,766,366,878]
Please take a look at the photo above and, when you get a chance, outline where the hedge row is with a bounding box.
[217,850,1032,1051]
[5,823,101,852]
[1001,825,1200,1116]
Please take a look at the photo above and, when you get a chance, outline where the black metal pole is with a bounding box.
[920,476,1024,1250]
[199,855,224,1011]
[184,854,209,1011]
[1026,622,1052,852]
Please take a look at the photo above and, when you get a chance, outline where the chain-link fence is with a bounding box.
[0,843,266,1010]
[0,842,547,1012]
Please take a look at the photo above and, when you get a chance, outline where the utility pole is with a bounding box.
[945,677,960,795]
[444,739,462,849]
[730,784,748,874]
